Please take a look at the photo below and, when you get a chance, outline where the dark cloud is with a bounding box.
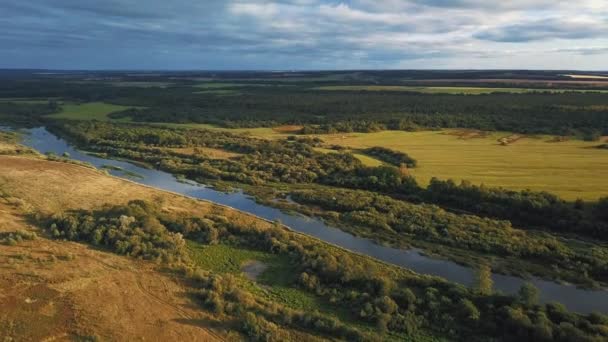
[0,0,605,69]
[474,20,606,42]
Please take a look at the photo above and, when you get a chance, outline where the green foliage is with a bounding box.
[0,101,57,126]
[32,196,608,341]
[474,265,494,296]
[108,89,608,137]
[290,187,608,285]
[0,230,37,245]
[519,283,540,307]
[46,200,188,263]
[424,178,608,240]
[52,121,420,194]
[596,197,608,222]
[363,146,417,168]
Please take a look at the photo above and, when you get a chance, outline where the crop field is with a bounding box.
[314,85,608,94]
[47,102,135,121]
[319,130,608,200]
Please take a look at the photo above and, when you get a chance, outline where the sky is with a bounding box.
[1,0,607,70]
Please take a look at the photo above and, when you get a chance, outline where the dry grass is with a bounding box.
[0,200,222,341]
[273,125,304,134]
[0,155,273,230]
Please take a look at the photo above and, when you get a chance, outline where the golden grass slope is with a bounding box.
[0,193,222,341]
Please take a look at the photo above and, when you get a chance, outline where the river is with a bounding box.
[10,126,608,314]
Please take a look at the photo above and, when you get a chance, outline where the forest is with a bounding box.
[1,76,608,136]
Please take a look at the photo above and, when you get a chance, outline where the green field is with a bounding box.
[320,130,608,200]
[314,85,608,94]
[47,102,135,121]
[187,242,330,312]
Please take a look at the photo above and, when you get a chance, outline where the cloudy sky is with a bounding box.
[1,0,607,70]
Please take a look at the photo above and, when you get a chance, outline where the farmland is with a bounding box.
[314,85,608,94]
[317,130,608,200]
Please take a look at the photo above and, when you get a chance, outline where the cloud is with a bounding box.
[475,18,608,42]
[0,0,607,69]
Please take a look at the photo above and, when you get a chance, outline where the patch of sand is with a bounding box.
[241,260,268,281]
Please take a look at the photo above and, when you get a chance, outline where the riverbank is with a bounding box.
[7,126,608,314]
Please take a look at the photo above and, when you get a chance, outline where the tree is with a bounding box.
[475,264,494,295]
[459,299,480,321]
[595,197,608,221]
[518,282,539,307]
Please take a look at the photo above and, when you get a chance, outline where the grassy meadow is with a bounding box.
[47,102,136,121]
[187,242,326,312]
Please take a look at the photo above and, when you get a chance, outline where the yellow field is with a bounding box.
[318,130,608,200]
